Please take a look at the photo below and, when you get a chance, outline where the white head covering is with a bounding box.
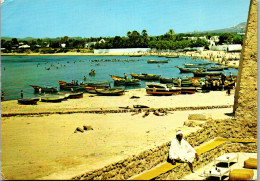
[176,130,183,136]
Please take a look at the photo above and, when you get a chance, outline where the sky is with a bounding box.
[1,0,250,38]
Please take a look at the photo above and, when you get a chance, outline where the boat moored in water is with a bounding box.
[130,73,161,80]
[30,85,58,93]
[147,60,168,64]
[110,75,141,86]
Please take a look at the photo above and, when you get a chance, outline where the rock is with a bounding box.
[188,114,211,120]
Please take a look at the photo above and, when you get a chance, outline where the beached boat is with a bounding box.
[18,98,39,105]
[58,81,86,91]
[30,85,58,93]
[85,82,111,93]
[180,87,202,94]
[147,60,168,64]
[193,71,225,77]
[172,79,194,87]
[184,64,205,68]
[110,75,141,86]
[130,73,161,80]
[58,92,83,99]
[145,83,181,95]
[40,95,66,102]
[176,66,201,73]
[95,88,125,96]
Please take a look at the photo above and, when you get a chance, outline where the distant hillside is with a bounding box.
[203,22,246,33]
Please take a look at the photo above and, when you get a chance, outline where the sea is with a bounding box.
[1,55,238,101]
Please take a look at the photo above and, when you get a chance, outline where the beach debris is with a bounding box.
[83,125,94,131]
[130,96,140,99]
[133,105,149,108]
[119,106,131,109]
[74,127,84,133]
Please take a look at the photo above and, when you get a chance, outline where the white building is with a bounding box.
[18,44,30,49]
[61,43,66,48]
[209,44,242,51]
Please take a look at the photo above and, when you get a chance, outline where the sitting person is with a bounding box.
[168,130,199,173]
[142,110,150,118]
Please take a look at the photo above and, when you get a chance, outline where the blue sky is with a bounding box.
[1,0,250,38]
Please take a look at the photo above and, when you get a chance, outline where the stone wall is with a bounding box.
[72,118,257,180]
[155,142,257,180]
[233,0,257,124]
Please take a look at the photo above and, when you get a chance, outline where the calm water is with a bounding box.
[1,55,238,100]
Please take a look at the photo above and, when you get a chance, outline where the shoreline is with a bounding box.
[1,87,236,180]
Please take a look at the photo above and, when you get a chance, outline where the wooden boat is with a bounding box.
[165,55,179,58]
[89,70,95,76]
[58,81,86,91]
[85,82,111,93]
[147,60,168,64]
[58,92,83,99]
[197,62,212,66]
[145,83,181,95]
[110,75,141,86]
[184,64,205,68]
[180,87,202,94]
[211,65,229,70]
[160,77,174,83]
[95,88,125,96]
[176,66,201,73]
[40,95,66,102]
[133,105,149,108]
[30,85,58,93]
[206,67,224,71]
[130,73,161,80]
[18,98,39,105]
[193,71,224,77]
[129,55,142,57]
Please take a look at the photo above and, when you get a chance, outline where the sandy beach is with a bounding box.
[1,88,235,180]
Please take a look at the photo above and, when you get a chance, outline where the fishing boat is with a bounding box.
[58,81,86,91]
[95,88,125,96]
[147,60,168,64]
[145,83,181,95]
[160,77,174,83]
[197,62,212,66]
[85,82,111,93]
[193,71,225,77]
[58,92,84,99]
[175,66,201,73]
[184,64,205,68]
[18,98,39,105]
[211,65,229,70]
[30,85,58,93]
[180,87,202,94]
[89,70,95,76]
[40,95,66,102]
[130,73,161,80]
[206,67,224,71]
[165,55,179,58]
[110,75,141,86]
[129,55,142,57]
[172,79,194,87]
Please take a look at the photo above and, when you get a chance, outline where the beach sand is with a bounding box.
[1,88,235,180]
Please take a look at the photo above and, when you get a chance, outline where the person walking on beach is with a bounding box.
[20,90,23,99]
[168,130,199,173]
[177,77,182,87]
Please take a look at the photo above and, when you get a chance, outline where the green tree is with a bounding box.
[219,33,234,44]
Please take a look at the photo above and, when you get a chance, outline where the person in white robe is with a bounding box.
[168,130,198,172]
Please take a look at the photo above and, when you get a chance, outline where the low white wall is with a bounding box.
[94,48,151,54]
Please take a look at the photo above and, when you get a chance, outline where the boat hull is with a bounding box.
[18,98,39,105]
[130,73,161,80]
[95,88,125,96]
